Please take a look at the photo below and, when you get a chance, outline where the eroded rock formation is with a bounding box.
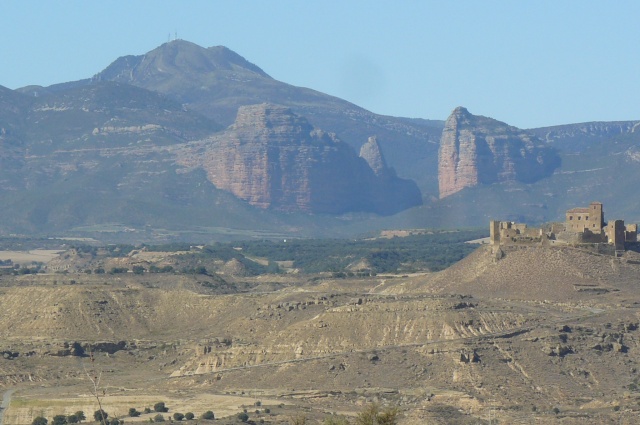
[359,136,387,176]
[180,104,422,214]
[438,107,560,198]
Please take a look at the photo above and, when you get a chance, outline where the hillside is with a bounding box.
[1,245,640,423]
[90,40,443,161]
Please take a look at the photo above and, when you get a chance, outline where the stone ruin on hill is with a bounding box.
[490,201,637,254]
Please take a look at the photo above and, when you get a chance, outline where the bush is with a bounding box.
[109,420,121,425]
[154,403,169,413]
[323,416,350,425]
[129,408,141,417]
[184,413,194,420]
[237,412,249,422]
[52,414,67,425]
[172,413,184,421]
[32,417,48,425]
[354,404,398,425]
[94,410,109,423]
[75,411,86,422]
[109,267,128,274]
[153,414,165,422]
[144,408,152,414]
[67,415,79,424]
[201,411,215,420]
[264,408,270,414]
[289,416,307,425]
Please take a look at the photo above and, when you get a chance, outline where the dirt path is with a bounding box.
[0,389,15,425]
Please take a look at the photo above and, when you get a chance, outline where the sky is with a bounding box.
[1,0,639,129]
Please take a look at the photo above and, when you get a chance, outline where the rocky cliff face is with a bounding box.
[438,107,560,198]
[179,104,422,214]
[359,136,387,176]
[528,120,640,154]
[531,121,640,143]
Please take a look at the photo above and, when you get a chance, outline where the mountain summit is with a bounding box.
[95,40,269,86]
[90,40,443,164]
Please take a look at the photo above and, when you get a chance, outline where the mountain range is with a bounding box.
[1,39,639,241]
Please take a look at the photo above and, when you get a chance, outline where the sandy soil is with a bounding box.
[0,250,63,264]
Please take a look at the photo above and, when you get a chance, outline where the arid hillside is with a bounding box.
[1,245,640,424]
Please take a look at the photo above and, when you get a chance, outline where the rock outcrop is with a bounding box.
[438,107,560,198]
[180,104,422,215]
[359,136,387,176]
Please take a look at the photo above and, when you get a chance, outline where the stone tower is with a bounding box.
[565,201,604,233]
[589,201,604,233]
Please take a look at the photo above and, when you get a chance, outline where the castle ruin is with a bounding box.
[490,202,637,253]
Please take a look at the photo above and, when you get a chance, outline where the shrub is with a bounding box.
[154,403,169,413]
[52,414,67,425]
[354,404,398,425]
[32,417,48,425]
[289,416,307,425]
[67,415,79,424]
[264,408,270,414]
[129,408,141,417]
[109,420,121,425]
[144,408,152,414]
[109,267,129,274]
[153,414,165,423]
[237,412,249,422]
[323,416,350,425]
[201,411,215,420]
[172,413,184,421]
[75,411,86,422]
[184,413,194,420]
[94,409,109,423]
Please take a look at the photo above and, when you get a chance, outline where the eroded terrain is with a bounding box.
[1,245,640,424]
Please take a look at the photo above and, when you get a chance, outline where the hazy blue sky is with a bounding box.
[2,0,638,128]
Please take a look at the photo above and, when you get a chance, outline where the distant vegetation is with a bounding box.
[0,228,487,276]
[233,229,487,273]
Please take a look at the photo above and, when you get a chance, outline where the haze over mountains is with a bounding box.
[1,40,639,240]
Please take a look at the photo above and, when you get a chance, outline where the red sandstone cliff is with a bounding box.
[179,104,422,214]
[438,107,560,198]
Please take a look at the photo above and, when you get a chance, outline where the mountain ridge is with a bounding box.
[1,40,640,239]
